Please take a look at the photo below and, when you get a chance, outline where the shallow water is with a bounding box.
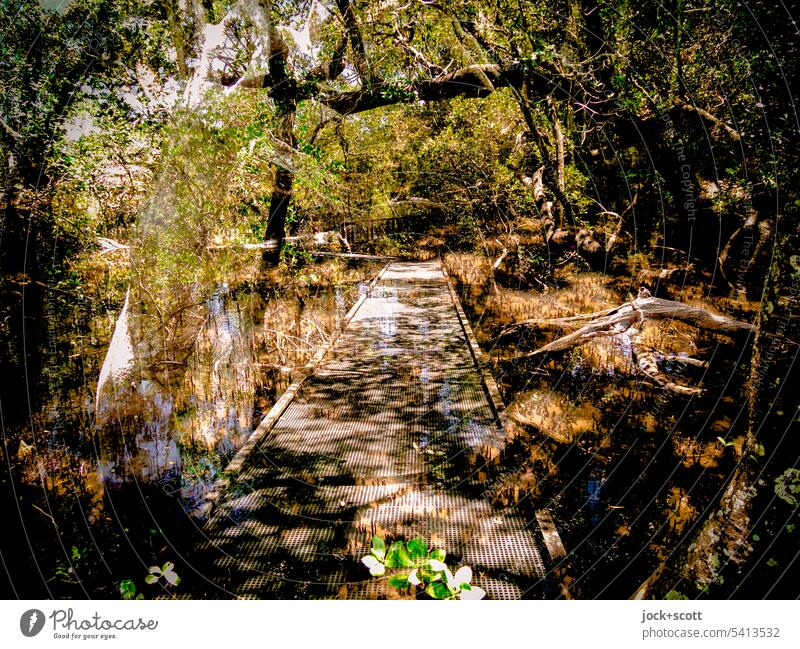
[443,252,774,599]
[1,247,795,599]
[0,259,382,597]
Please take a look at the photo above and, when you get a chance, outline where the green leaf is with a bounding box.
[119,580,136,599]
[426,581,450,599]
[161,561,175,573]
[384,541,403,567]
[371,535,386,560]
[387,574,410,589]
[418,567,439,584]
[407,537,428,560]
[395,546,414,567]
[386,541,414,568]
[429,548,446,562]
[144,574,158,585]
[665,590,688,600]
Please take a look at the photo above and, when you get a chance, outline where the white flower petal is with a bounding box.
[361,555,380,569]
[460,586,486,600]
[454,566,472,586]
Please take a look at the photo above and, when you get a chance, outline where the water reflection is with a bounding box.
[1,259,381,596]
[444,251,755,598]
[95,276,373,509]
[586,467,606,525]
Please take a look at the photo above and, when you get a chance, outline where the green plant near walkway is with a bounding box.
[361,535,485,600]
[119,580,144,600]
[145,561,180,587]
[280,242,314,269]
[54,546,87,583]
[118,560,180,599]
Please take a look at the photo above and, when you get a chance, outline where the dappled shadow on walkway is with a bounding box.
[194,262,548,599]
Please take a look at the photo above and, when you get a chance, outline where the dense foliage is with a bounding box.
[1,0,797,599]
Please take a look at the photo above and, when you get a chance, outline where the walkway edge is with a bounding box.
[441,263,509,433]
[207,264,390,504]
[442,262,569,570]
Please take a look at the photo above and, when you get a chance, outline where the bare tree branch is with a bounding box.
[317,62,551,114]
[675,98,741,141]
[526,296,753,356]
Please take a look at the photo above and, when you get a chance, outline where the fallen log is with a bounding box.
[627,324,704,395]
[206,230,342,251]
[311,251,398,261]
[519,295,753,356]
[504,293,753,395]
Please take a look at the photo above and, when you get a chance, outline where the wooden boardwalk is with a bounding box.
[196,261,548,599]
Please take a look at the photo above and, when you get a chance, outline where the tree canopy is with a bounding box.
[0,0,798,601]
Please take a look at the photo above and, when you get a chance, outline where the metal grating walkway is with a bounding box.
[196,261,547,599]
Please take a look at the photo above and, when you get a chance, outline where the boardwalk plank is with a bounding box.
[197,261,548,599]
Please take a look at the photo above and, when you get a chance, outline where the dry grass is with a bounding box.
[444,252,736,452]
[508,389,603,445]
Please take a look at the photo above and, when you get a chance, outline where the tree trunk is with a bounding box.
[719,210,772,298]
[671,0,685,100]
[0,200,47,428]
[262,31,297,264]
[685,245,779,591]
[264,162,294,263]
[548,96,567,228]
[522,166,555,241]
